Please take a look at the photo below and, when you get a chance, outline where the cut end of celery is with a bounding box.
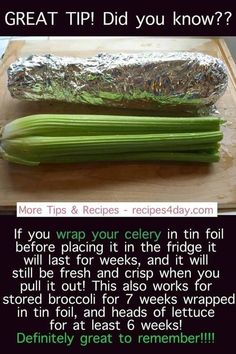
[0,147,39,166]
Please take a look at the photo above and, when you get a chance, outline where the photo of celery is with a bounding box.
[0,37,235,208]
[0,115,223,166]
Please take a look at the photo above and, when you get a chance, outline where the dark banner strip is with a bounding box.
[0,2,235,36]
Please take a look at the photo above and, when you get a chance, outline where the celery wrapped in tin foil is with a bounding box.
[7,52,228,111]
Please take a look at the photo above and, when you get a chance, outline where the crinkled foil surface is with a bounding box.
[8,52,228,111]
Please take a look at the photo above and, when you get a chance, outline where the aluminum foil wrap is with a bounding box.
[8,52,228,111]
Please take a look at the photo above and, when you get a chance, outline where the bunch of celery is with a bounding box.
[0,114,223,166]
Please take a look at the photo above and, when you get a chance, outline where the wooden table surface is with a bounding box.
[0,37,236,210]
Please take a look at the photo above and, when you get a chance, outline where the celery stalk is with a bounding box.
[0,114,223,166]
